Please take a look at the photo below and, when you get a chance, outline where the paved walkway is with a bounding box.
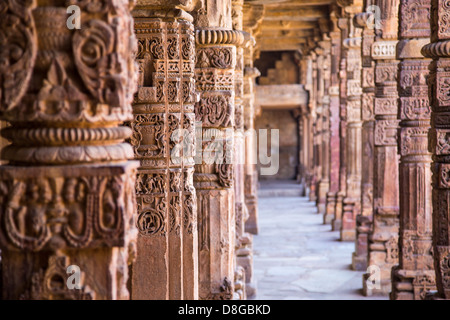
[252,194,386,300]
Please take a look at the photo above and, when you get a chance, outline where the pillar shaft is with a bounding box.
[391,0,436,300]
[333,15,349,231]
[130,3,199,300]
[353,5,376,271]
[364,0,401,296]
[193,0,243,300]
[342,7,363,242]
[317,43,332,215]
[325,11,342,225]
[0,0,138,299]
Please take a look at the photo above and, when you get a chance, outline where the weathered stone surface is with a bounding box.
[324,11,341,225]
[0,0,138,300]
[363,0,401,296]
[422,0,450,300]
[194,0,241,300]
[391,0,436,300]
[1,0,448,302]
[340,3,363,242]
[352,2,375,271]
[131,4,198,300]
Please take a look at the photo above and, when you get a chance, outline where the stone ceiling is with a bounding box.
[244,0,334,53]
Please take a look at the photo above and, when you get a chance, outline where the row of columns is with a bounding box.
[0,0,261,300]
[302,0,450,299]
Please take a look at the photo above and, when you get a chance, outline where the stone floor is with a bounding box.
[251,188,387,300]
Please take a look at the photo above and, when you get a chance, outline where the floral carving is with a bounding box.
[0,0,37,112]
[196,94,233,128]
[73,20,126,108]
[0,173,132,252]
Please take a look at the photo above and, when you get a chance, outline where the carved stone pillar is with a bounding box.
[243,65,259,236]
[303,55,316,197]
[421,0,450,300]
[363,0,401,296]
[317,43,332,215]
[353,5,376,271]
[341,4,363,242]
[310,53,319,202]
[302,113,313,195]
[390,0,435,300]
[193,0,242,300]
[0,0,138,299]
[232,0,254,300]
[242,3,263,236]
[333,15,349,231]
[325,11,342,224]
[130,2,199,300]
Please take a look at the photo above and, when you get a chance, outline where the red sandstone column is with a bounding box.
[242,3,264,236]
[317,42,332,215]
[193,0,244,300]
[325,10,342,225]
[363,0,401,296]
[353,4,376,271]
[232,0,255,300]
[310,53,319,202]
[333,15,349,231]
[0,0,138,299]
[341,3,363,242]
[422,0,450,300]
[391,0,436,300]
[131,2,199,300]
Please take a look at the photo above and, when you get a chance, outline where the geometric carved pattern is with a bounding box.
[131,14,197,300]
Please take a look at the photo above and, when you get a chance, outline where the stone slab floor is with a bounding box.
[252,195,387,300]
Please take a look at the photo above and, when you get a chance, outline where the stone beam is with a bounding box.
[260,29,315,39]
[262,6,329,21]
[260,20,318,31]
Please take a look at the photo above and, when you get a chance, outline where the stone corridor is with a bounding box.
[253,189,385,300]
[3,0,450,301]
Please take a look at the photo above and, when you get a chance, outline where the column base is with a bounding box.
[352,215,371,271]
[245,281,257,299]
[362,273,391,297]
[245,197,259,235]
[341,198,358,241]
[332,219,342,232]
[317,180,329,214]
[341,229,356,242]
[332,192,344,231]
[0,162,138,300]
[352,252,368,271]
[324,192,337,224]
